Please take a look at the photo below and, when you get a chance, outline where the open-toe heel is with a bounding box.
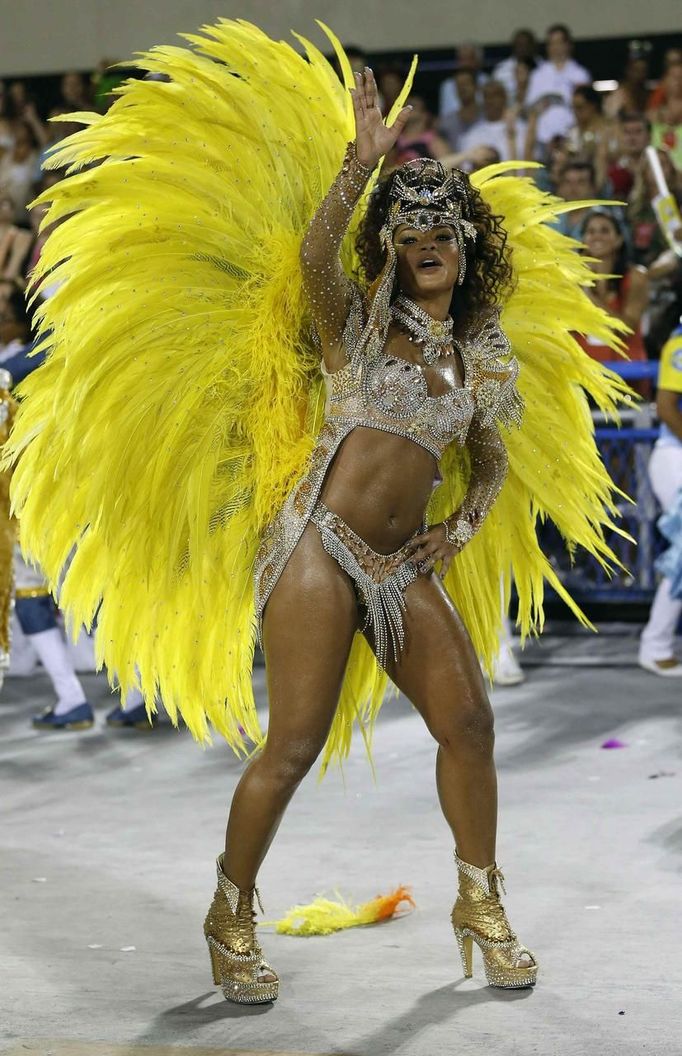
[451,852,538,989]
[203,854,279,1004]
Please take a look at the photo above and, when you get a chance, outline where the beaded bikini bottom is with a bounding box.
[310,501,426,666]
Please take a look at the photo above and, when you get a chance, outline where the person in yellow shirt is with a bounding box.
[639,321,682,675]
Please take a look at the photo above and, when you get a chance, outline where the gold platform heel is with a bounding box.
[203,854,279,1004]
[451,852,538,989]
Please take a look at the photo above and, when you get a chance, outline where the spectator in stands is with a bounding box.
[628,147,681,267]
[92,59,127,113]
[604,54,650,119]
[554,160,598,238]
[639,320,682,676]
[608,112,651,198]
[459,80,527,161]
[649,62,682,168]
[0,287,32,361]
[526,23,590,153]
[0,191,32,307]
[492,29,538,100]
[6,81,30,119]
[0,83,14,149]
[1,78,47,153]
[387,95,451,168]
[439,42,487,117]
[0,120,41,221]
[438,68,481,150]
[532,135,570,193]
[510,58,534,119]
[59,71,91,110]
[577,210,649,379]
[377,65,404,117]
[647,49,682,111]
[567,84,614,189]
[34,106,81,180]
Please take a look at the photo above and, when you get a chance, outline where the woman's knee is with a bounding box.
[430,693,495,757]
[259,735,323,790]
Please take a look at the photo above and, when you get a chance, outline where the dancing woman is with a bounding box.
[6,22,629,1007]
[214,68,534,1001]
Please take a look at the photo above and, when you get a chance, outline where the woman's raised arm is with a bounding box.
[300,68,410,371]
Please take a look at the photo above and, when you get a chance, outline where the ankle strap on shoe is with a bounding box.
[216,855,265,914]
[454,852,506,896]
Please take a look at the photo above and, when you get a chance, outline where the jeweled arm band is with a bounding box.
[444,516,476,549]
[344,141,375,180]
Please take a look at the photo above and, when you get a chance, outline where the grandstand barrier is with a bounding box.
[541,360,665,605]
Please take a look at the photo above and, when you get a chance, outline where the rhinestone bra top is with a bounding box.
[318,288,523,462]
[321,350,475,460]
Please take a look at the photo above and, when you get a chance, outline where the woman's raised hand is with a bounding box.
[351,67,411,170]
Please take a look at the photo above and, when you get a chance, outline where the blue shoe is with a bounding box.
[32,702,95,730]
[106,702,156,729]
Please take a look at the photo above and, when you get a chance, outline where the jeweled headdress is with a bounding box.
[386,160,478,248]
[363,159,478,348]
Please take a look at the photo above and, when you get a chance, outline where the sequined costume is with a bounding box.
[4,20,631,768]
[254,156,523,665]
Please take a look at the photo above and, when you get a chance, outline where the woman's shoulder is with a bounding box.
[461,308,510,362]
[461,309,523,428]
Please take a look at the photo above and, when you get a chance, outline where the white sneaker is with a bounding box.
[638,655,682,677]
[492,644,525,686]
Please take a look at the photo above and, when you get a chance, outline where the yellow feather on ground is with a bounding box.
[268,886,416,936]
[5,20,630,768]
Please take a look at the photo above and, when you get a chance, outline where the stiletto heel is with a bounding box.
[204,854,279,1004]
[453,927,473,978]
[452,853,538,989]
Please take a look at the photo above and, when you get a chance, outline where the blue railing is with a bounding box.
[542,361,664,605]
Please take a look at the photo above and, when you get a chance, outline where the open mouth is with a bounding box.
[418,258,442,270]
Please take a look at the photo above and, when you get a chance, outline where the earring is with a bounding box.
[457,232,467,286]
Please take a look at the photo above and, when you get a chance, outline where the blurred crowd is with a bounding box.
[2,26,682,373]
[360,24,682,366]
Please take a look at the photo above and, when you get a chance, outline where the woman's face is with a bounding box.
[403,96,430,132]
[393,223,460,297]
[515,62,531,93]
[665,63,682,100]
[583,215,622,260]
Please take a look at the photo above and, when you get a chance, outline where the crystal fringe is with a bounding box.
[311,503,420,666]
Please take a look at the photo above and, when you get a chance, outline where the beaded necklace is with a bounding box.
[390,294,454,365]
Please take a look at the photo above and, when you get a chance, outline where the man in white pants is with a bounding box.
[639,322,682,675]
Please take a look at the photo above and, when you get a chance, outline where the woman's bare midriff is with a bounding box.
[320,426,437,553]
[318,328,461,553]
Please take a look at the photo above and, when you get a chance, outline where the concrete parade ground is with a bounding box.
[1,623,680,1056]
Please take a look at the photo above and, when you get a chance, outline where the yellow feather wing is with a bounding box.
[6,20,417,762]
[430,163,633,671]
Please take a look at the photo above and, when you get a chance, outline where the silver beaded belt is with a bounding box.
[310,501,425,666]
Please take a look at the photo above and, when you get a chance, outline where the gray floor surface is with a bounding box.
[1,624,680,1056]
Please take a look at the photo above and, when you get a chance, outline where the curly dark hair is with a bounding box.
[355,165,514,335]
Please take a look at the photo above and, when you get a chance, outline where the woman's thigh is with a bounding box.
[371,572,492,745]
[262,523,360,753]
